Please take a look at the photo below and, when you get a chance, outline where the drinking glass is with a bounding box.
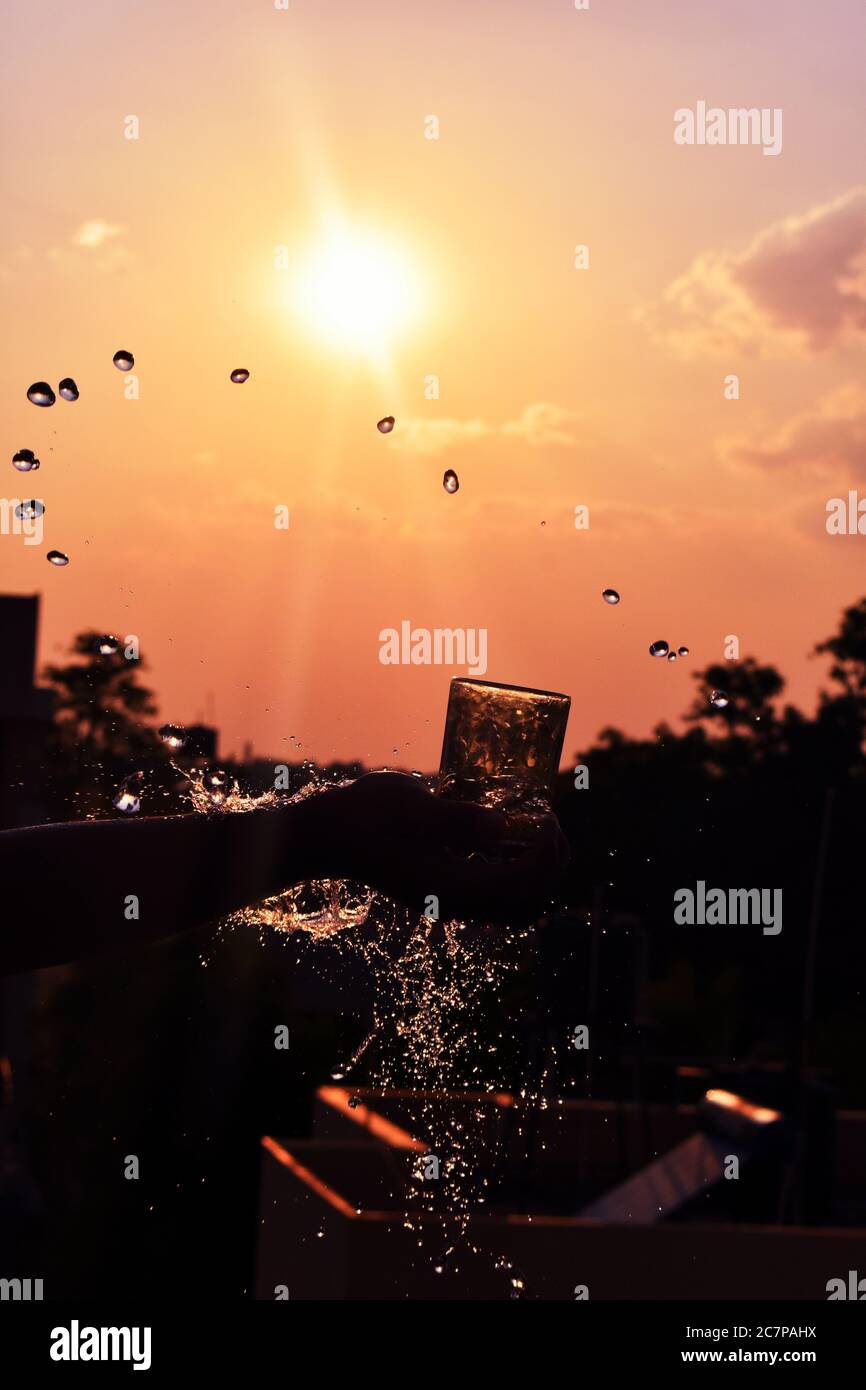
[438,678,571,814]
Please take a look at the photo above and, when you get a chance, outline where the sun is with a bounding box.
[293,227,421,356]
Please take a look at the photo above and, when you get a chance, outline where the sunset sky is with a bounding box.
[4,0,866,769]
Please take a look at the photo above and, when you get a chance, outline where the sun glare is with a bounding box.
[294,228,421,355]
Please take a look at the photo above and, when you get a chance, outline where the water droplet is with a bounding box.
[58,377,79,402]
[15,499,44,521]
[443,469,459,494]
[113,772,144,815]
[649,640,669,658]
[348,1095,360,1109]
[46,550,69,567]
[159,723,187,749]
[377,415,395,434]
[95,635,119,655]
[12,449,39,472]
[678,646,689,657]
[230,368,249,384]
[667,651,678,662]
[203,768,230,804]
[509,1271,528,1299]
[113,350,134,371]
[710,690,729,708]
[330,1069,346,1082]
[27,382,55,408]
[602,588,620,605]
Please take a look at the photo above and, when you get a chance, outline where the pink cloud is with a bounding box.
[723,385,866,476]
[641,187,866,355]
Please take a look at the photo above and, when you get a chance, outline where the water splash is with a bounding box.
[193,770,552,1291]
[202,768,232,805]
[246,878,373,937]
[158,723,187,750]
[330,1027,379,1081]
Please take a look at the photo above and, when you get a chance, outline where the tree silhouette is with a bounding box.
[678,657,787,773]
[809,600,866,770]
[43,631,161,760]
[684,656,785,734]
[814,597,866,695]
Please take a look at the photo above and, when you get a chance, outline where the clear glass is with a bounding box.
[437,678,571,813]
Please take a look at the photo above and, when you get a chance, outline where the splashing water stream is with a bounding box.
[183,766,549,1291]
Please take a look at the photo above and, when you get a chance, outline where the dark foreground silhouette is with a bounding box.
[0,771,569,977]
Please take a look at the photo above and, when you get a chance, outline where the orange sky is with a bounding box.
[3,0,866,767]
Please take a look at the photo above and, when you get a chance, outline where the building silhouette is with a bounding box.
[0,594,54,829]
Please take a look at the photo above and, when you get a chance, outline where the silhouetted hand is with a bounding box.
[0,771,571,976]
[310,770,570,924]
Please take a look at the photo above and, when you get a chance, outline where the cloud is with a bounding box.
[0,226,131,279]
[73,219,126,249]
[501,402,577,446]
[388,417,491,455]
[389,402,576,455]
[640,187,866,356]
[723,384,866,476]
